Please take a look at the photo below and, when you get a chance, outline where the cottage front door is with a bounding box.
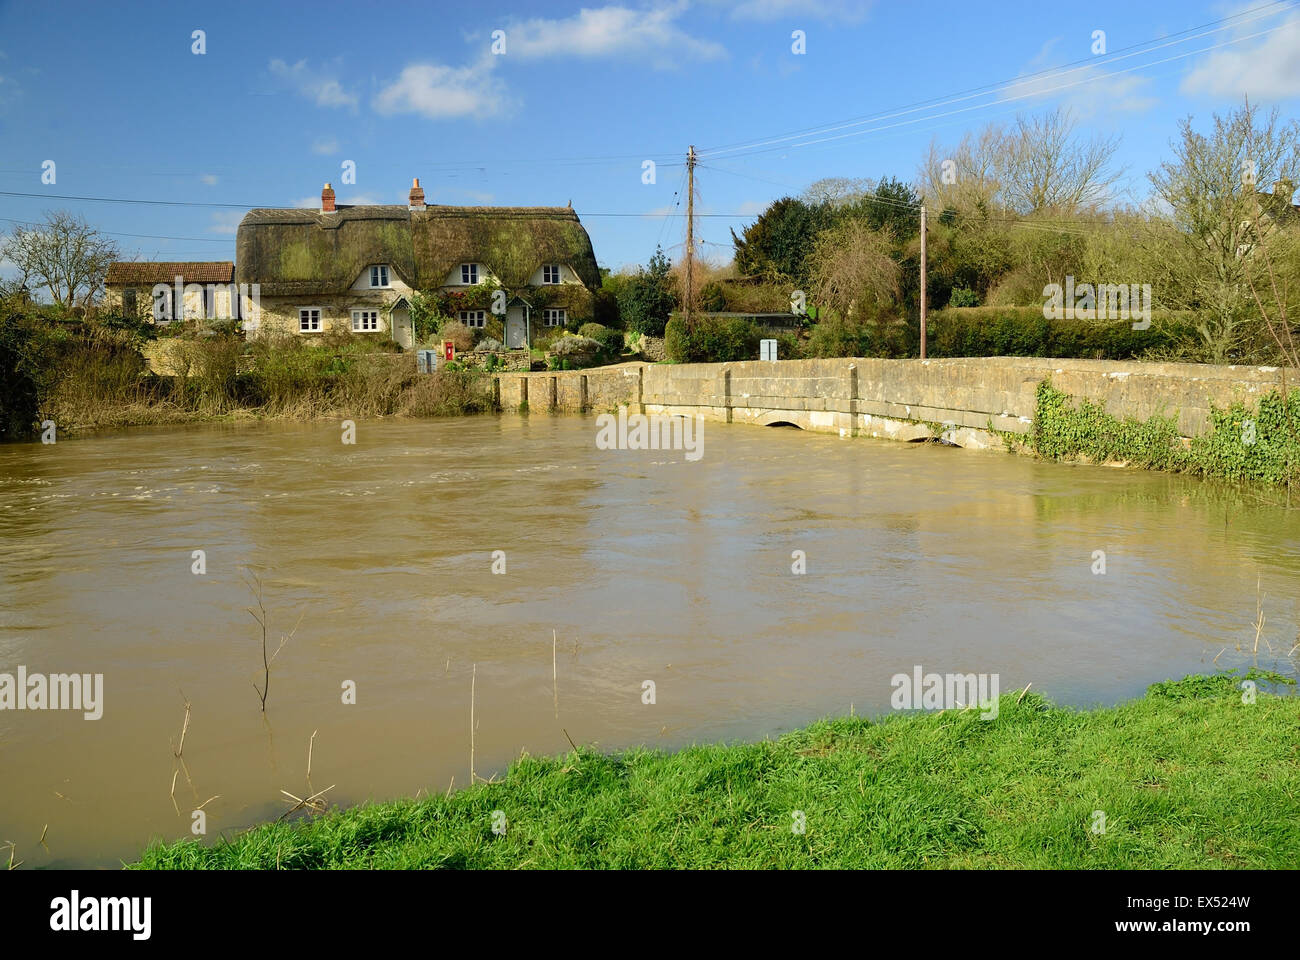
[505,306,527,349]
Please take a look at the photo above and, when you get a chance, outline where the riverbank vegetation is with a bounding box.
[134,672,1298,869]
[0,299,494,439]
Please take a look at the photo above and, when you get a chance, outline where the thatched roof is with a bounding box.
[106,261,233,285]
[236,204,598,295]
[412,206,599,290]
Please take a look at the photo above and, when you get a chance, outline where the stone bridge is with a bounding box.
[496,356,1292,449]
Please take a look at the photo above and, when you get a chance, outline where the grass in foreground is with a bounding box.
[134,673,1300,869]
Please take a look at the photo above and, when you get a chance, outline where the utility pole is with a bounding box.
[685,145,697,333]
[919,204,928,360]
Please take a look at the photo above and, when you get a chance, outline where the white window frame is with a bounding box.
[369,265,390,288]
[543,308,566,327]
[542,264,562,284]
[298,307,323,333]
[459,310,486,329]
[460,263,479,285]
[351,309,381,333]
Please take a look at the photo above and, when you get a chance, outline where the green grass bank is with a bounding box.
[134,673,1299,869]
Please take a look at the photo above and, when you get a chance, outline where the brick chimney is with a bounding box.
[409,177,426,210]
[1273,178,1295,203]
[321,182,336,213]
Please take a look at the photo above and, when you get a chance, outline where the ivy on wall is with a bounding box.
[1031,379,1300,488]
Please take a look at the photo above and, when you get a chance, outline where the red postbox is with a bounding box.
[442,340,455,363]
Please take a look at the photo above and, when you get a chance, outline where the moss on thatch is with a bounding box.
[236,207,416,296]
[412,206,599,290]
[236,204,599,295]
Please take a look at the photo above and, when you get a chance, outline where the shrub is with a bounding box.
[698,281,727,311]
[618,247,676,337]
[551,334,601,366]
[592,288,620,327]
[949,287,979,307]
[0,313,39,440]
[665,314,761,363]
[713,280,792,314]
[804,313,906,358]
[578,323,624,361]
[436,321,476,353]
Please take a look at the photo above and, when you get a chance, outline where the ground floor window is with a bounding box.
[298,308,322,332]
[459,310,486,328]
[543,308,566,327]
[351,309,380,332]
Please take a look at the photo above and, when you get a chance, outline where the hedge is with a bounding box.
[924,306,1195,360]
[665,314,762,363]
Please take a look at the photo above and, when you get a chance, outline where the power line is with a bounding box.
[699,1,1295,162]
[710,24,1288,163]
[0,190,252,209]
[0,216,231,243]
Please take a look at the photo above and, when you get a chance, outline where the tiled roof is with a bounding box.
[105,261,234,285]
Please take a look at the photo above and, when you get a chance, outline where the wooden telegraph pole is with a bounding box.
[685,145,697,332]
[919,204,928,360]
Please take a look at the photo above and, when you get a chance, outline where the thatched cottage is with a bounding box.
[233,179,600,349]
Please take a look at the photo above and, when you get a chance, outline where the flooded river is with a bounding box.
[1,415,1297,867]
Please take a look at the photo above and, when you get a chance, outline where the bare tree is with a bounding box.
[997,108,1123,215]
[1149,100,1300,361]
[802,176,874,208]
[808,220,901,321]
[0,211,119,310]
[918,123,1004,214]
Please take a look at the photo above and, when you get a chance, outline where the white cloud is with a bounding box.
[1181,13,1300,100]
[312,137,339,155]
[373,60,508,119]
[1004,39,1157,116]
[736,199,766,215]
[269,59,358,109]
[209,211,243,235]
[200,173,218,186]
[505,4,726,62]
[724,0,873,22]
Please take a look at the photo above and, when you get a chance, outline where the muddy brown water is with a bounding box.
[1,415,1297,867]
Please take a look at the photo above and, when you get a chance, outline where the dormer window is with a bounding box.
[461,263,479,285]
[370,265,390,288]
[542,264,561,284]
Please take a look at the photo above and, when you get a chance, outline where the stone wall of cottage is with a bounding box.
[250,293,402,340]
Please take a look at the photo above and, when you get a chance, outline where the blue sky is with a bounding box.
[1,0,1299,277]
